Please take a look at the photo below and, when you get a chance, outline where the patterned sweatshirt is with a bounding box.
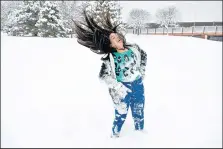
[99,44,147,102]
[112,48,141,82]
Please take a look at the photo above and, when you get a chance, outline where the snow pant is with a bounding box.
[112,77,145,135]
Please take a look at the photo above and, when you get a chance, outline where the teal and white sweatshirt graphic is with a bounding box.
[112,48,141,82]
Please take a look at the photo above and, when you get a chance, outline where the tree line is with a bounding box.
[1,1,179,38]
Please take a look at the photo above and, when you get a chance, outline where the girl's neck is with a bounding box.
[116,48,128,53]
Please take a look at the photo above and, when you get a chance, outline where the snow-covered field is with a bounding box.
[1,33,222,148]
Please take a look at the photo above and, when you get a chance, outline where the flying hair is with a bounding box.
[73,9,131,58]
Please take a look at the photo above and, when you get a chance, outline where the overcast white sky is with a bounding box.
[76,1,222,22]
[119,1,222,22]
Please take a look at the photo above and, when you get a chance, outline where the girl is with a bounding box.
[74,10,147,138]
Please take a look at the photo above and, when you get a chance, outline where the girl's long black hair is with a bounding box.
[73,10,132,60]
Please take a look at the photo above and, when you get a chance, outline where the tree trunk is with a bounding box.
[215,26,217,34]
[166,27,169,35]
[203,26,205,34]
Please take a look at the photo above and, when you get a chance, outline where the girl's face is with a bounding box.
[109,33,124,50]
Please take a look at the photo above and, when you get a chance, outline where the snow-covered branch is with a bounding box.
[155,5,180,34]
[127,8,150,30]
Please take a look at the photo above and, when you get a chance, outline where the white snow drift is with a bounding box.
[1,33,222,148]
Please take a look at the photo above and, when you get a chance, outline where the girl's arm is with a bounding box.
[99,60,131,100]
[136,44,147,80]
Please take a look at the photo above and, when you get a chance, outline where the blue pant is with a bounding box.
[112,77,145,135]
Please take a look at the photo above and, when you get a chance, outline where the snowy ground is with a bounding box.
[1,33,222,148]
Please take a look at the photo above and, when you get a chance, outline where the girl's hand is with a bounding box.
[117,84,131,100]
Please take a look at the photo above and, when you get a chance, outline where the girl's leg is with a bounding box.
[130,77,145,130]
[112,82,132,136]
[112,108,129,136]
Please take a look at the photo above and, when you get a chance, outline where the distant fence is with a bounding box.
[127,26,223,36]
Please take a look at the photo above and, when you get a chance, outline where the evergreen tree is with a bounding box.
[57,1,76,35]
[35,1,70,37]
[1,1,23,32]
[6,1,40,36]
[87,0,124,32]
[77,1,92,22]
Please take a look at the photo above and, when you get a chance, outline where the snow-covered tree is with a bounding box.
[127,8,150,35]
[76,1,92,22]
[4,1,71,37]
[5,9,22,36]
[71,1,94,36]
[155,5,179,34]
[4,1,40,36]
[84,1,124,32]
[57,1,77,36]
[1,1,23,31]
[35,1,71,37]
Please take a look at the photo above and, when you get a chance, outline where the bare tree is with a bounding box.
[127,8,150,35]
[155,5,179,35]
